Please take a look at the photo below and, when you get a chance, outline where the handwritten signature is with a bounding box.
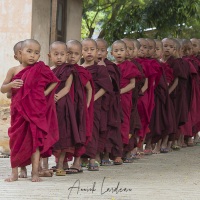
[67,177,132,199]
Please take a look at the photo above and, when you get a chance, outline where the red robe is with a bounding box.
[166,57,190,141]
[117,60,141,145]
[135,58,158,140]
[74,64,94,157]
[52,64,86,158]
[180,56,200,136]
[84,64,113,159]
[102,59,123,158]
[9,61,59,168]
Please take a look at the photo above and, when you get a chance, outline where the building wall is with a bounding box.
[0,0,32,104]
[32,0,51,65]
[66,0,82,41]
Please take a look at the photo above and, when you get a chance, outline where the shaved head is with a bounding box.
[66,39,82,50]
[131,39,141,49]
[95,38,108,48]
[82,38,97,48]
[13,41,23,54]
[111,40,127,50]
[21,39,41,50]
[50,41,67,51]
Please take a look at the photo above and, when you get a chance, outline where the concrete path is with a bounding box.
[0,146,200,200]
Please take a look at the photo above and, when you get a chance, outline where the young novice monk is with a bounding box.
[81,38,113,171]
[65,39,94,174]
[49,41,86,176]
[111,40,141,162]
[96,38,123,165]
[121,38,145,161]
[1,39,59,182]
[162,38,190,149]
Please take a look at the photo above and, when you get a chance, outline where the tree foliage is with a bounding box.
[82,0,200,44]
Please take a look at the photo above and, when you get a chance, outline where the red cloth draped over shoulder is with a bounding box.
[117,60,142,145]
[135,58,158,139]
[179,56,200,136]
[9,61,59,168]
[52,63,86,157]
[84,64,113,158]
[150,62,176,142]
[101,59,123,157]
[166,56,190,127]
[75,64,94,143]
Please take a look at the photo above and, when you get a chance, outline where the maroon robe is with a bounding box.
[9,61,59,168]
[52,64,86,158]
[166,57,190,141]
[84,64,113,159]
[180,56,200,136]
[150,62,176,143]
[117,60,141,145]
[102,59,123,158]
[74,64,94,157]
[135,58,158,140]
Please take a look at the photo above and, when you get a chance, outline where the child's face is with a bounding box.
[138,40,149,58]
[154,42,163,59]
[191,39,199,56]
[123,40,134,60]
[49,44,68,66]
[82,41,97,62]
[111,43,126,63]
[20,43,40,66]
[147,40,156,58]
[181,43,193,56]
[162,39,175,57]
[67,44,82,64]
[96,41,108,61]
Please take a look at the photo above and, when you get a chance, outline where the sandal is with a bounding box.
[171,145,180,151]
[143,149,152,155]
[50,166,57,172]
[88,162,99,171]
[66,167,83,174]
[56,169,66,176]
[101,159,113,166]
[123,157,134,163]
[160,148,169,153]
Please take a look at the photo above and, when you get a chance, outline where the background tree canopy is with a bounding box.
[81,0,200,44]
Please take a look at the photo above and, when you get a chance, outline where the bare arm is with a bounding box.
[120,78,135,94]
[54,74,73,102]
[141,78,148,93]
[94,88,106,101]
[85,81,93,107]
[44,82,58,96]
[169,77,178,94]
[1,68,23,93]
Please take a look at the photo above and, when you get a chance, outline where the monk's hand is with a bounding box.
[54,94,60,102]
[11,79,23,88]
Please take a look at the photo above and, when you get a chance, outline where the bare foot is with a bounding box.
[5,173,18,182]
[32,173,42,182]
[39,169,53,177]
[19,167,27,178]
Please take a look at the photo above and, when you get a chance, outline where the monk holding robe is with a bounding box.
[1,39,59,182]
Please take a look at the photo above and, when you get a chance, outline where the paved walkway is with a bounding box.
[0,146,200,200]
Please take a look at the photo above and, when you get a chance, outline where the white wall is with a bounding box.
[0,0,32,104]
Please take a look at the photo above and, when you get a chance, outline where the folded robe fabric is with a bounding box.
[9,61,59,168]
[84,63,113,158]
[52,63,86,157]
[117,60,142,145]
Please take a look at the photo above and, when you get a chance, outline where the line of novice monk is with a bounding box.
[1,37,200,182]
